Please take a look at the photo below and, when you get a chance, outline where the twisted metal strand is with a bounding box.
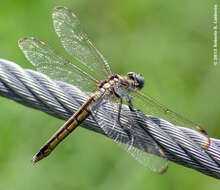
[0,58,220,179]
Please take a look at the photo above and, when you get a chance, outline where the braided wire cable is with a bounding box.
[0,58,220,179]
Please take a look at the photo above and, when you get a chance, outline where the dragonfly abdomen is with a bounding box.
[32,93,100,163]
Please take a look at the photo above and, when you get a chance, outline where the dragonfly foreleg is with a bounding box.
[125,96,134,111]
[117,98,123,126]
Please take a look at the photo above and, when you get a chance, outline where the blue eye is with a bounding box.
[136,74,144,89]
[126,72,144,90]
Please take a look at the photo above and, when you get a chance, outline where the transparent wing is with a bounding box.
[132,91,210,148]
[90,97,168,174]
[18,37,98,92]
[52,6,112,80]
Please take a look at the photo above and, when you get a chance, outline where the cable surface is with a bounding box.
[0,58,220,179]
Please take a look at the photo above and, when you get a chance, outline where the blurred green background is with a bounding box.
[0,0,220,189]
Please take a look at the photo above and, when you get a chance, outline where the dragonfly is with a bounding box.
[18,6,210,174]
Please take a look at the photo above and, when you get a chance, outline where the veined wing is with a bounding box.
[52,6,112,80]
[90,97,168,174]
[132,91,210,149]
[18,37,98,92]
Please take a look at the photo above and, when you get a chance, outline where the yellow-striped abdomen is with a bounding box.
[32,93,100,163]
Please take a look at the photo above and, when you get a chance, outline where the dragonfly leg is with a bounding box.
[116,98,134,142]
[125,96,134,111]
[117,98,123,126]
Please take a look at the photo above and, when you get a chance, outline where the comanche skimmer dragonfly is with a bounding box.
[18,6,210,174]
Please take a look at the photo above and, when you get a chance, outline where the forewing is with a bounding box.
[52,6,112,80]
[18,37,97,92]
[90,98,168,174]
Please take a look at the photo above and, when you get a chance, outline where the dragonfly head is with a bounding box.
[126,72,144,90]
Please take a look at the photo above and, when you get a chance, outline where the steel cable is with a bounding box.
[0,58,220,179]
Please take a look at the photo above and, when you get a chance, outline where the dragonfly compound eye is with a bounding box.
[136,74,144,90]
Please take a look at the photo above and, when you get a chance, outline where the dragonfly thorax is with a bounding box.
[97,73,144,98]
